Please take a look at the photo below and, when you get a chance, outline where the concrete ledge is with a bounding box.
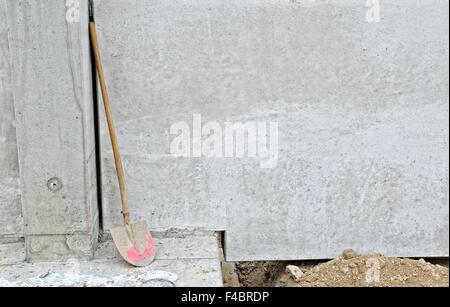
[25,234,98,262]
[0,233,223,287]
[0,242,25,266]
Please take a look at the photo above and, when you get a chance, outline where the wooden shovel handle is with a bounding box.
[89,21,130,225]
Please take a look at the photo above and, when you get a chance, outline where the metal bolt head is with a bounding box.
[47,177,63,193]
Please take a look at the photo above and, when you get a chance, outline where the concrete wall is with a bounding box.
[3,0,99,261]
[0,0,448,262]
[95,0,449,260]
[0,0,23,241]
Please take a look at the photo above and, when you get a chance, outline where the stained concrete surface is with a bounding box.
[223,0,449,261]
[0,0,23,240]
[0,233,222,287]
[94,0,449,261]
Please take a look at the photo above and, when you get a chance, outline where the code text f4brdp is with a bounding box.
[225,291,270,302]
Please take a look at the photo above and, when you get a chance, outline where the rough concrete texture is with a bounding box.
[224,0,449,261]
[0,242,26,266]
[5,0,98,260]
[0,0,23,240]
[25,234,98,263]
[94,0,231,231]
[95,0,449,261]
[0,233,222,287]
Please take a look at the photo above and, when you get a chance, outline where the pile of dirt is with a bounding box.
[235,252,449,287]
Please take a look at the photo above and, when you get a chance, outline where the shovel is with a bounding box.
[89,21,156,267]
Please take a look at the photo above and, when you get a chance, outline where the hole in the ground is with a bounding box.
[222,256,449,287]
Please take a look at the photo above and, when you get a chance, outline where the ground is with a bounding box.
[231,252,449,287]
[2,238,449,287]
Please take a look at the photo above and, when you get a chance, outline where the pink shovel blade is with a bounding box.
[111,221,156,267]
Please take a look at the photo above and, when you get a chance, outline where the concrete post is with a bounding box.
[5,0,98,261]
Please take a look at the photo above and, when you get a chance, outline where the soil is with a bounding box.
[234,252,449,287]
